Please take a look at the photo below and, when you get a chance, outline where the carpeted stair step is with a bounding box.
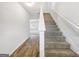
[46,25,58,28]
[45,49,78,57]
[46,28,59,32]
[45,36,65,42]
[45,42,70,49]
[45,31,62,36]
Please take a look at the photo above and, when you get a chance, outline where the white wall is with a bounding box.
[42,2,52,13]
[21,2,40,14]
[0,2,30,55]
[50,2,79,55]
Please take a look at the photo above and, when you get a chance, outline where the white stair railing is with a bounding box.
[39,8,46,57]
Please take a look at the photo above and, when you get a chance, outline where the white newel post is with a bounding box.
[39,31,45,57]
[39,8,46,57]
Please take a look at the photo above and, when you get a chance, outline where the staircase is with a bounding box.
[44,13,78,57]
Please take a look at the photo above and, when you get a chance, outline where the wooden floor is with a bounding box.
[10,35,39,57]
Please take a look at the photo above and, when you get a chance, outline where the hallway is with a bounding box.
[44,13,78,57]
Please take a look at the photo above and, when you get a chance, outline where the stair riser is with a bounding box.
[45,39,65,42]
[45,54,77,57]
[46,26,57,28]
[46,26,58,28]
[45,43,70,49]
[46,26,59,29]
[45,23,56,25]
[45,37,65,42]
[45,32,62,36]
[46,28,59,32]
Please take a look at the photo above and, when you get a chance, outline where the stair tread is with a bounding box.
[46,28,59,30]
[46,26,58,28]
[45,32,62,35]
[45,37,65,42]
[45,32,62,36]
[46,41,68,44]
[46,29,59,32]
[45,42,70,47]
[45,36,65,37]
[45,31,62,34]
[45,36,65,38]
[46,42,70,49]
[46,31,61,32]
[46,24,57,25]
[45,49,78,57]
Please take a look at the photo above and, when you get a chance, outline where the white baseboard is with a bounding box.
[9,36,30,56]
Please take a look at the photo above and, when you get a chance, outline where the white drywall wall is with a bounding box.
[23,2,40,14]
[0,2,30,54]
[50,2,79,55]
[42,2,52,13]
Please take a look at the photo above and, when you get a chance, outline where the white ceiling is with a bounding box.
[20,2,41,14]
[20,2,52,13]
[20,2,52,19]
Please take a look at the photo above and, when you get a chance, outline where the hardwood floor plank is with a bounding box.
[10,35,39,57]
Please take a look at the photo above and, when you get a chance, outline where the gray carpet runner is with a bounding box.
[43,13,78,57]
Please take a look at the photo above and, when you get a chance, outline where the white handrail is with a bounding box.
[39,8,46,31]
